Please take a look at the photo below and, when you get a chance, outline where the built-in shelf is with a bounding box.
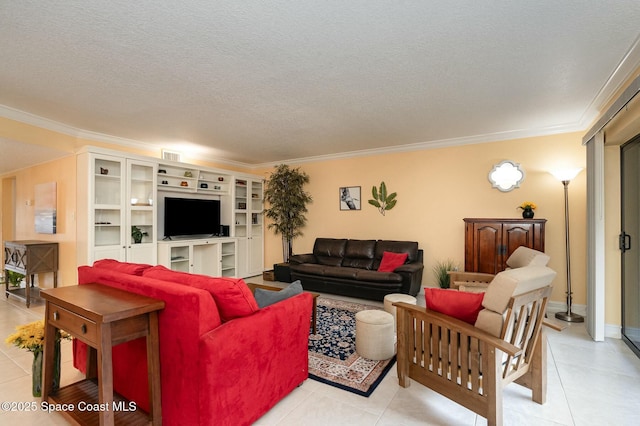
[158,163,231,195]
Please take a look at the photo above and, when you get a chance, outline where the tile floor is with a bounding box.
[0,282,639,425]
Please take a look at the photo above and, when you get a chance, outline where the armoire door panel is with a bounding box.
[474,224,502,274]
[502,223,534,268]
[464,218,546,275]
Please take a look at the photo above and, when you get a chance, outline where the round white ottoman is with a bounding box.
[384,293,417,324]
[355,310,395,360]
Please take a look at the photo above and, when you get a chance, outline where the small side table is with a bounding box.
[4,240,58,307]
[273,262,292,282]
[41,284,165,426]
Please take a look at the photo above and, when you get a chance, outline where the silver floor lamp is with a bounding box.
[551,168,584,323]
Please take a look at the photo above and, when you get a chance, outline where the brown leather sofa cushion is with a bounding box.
[313,238,347,266]
[291,263,401,283]
[341,239,376,269]
[355,269,403,283]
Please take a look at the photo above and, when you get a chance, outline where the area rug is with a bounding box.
[308,297,396,397]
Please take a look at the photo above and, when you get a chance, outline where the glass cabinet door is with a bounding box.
[93,157,125,257]
[127,159,157,264]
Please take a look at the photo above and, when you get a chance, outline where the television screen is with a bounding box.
[164,197,221,238]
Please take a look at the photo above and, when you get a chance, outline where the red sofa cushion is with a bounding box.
[425,287,484,324]
[143,265,259,322]
[93,259,152,275]
[377,251,408,272]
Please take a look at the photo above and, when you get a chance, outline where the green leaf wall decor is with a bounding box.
[368,181,397,216]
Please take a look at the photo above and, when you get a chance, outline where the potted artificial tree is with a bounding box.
[263,164,312,266]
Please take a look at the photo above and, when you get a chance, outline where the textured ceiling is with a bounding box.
[1,1,640,171]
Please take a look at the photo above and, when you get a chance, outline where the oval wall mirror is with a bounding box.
[488,160,525,192]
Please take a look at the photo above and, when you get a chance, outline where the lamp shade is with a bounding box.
[550,168,583,182]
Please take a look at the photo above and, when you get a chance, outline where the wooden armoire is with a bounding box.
[463,218,546,274]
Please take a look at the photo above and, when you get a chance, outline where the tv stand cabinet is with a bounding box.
[158,238,237,277]
[77,146,264,276]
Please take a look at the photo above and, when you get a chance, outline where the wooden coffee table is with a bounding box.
[247,283,320,334]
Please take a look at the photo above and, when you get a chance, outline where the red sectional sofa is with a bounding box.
[72,260,313,426]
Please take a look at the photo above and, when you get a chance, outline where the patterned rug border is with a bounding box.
[308,297,396,397]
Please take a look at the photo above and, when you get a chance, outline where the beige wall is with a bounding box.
[0,116,253,287]
[1,155,77,287]
[0,118,590,315]
[261,132,587,306]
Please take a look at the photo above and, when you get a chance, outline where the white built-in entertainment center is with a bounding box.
[76,146,264,278]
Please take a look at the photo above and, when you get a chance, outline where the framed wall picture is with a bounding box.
[35,182,57,234]
[339,186,361,210]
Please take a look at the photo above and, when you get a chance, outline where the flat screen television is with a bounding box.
[164,197,221,238]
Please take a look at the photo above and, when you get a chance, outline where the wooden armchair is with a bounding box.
[448,246,551,292]
[447,270,494,292]
[395,266,560,426]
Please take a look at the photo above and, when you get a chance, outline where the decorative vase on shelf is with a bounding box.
[522,208,534,219]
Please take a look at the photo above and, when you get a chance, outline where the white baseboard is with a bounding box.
[547,301,622,339]
[546,301,587,317]
[606,324,622,339]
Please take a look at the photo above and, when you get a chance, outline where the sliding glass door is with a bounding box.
[621,136,640,357]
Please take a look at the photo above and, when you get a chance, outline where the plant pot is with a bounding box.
[522,208,534,219]
[32,340,61,397]
[31,340,60,397]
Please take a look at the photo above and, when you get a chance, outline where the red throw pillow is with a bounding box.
[425,288,484,324]
[92,259,152,276]
[377,251,408,272]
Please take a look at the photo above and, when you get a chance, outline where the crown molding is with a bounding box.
[254,121,585,169]
[0,104,586,171]
[0,104,256,169]
[0,104,82,137]
[579,32,640,131]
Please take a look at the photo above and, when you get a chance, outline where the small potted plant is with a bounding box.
[433,259,459,289]
[131,226,149,244]
[6,270,25,288]
[518,201,537,219]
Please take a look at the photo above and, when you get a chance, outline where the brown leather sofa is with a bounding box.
[289,238,424,301]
